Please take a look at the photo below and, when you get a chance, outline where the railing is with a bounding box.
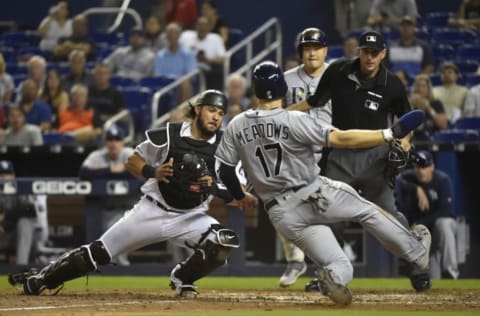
[81,5,142,33]
[102,109,135,144]
[150,69,206,128]
[223,17,282,89]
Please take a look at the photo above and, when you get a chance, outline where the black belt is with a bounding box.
[264,186,302,211]
[145,195,185,214]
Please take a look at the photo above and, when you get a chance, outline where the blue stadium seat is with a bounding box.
[466,74,480,87]
[416,29,431,42]
[0,47,16,62]
[456,45,480,61]
[432,28,476,47]
[434,129,480,143]
[454,117,480,130]
[110,75,136,88]
[121,87,152,132]
[17,47,52,62]
[429,73,442,86]
[47,62,70,75]
[1,31,39,49]
[97,47,115,61]
[228,28,244,48]
[327,45,343,60]
[42,132,76,145]
[425,12,454,29]
[432,44,455,62]
[90,31,123,47]
[6,63,27,76]
[12,74,27,86]
[383,30,399,42]
[455,60,479,74]
[139,76,175,91]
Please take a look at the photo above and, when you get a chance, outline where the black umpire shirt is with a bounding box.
[306,58,411,130]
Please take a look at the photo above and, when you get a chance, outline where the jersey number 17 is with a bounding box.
[255,143,282,177]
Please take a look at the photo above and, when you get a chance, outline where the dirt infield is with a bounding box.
[1,288,479,315]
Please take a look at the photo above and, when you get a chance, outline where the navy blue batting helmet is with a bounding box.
[252,61,288,100]
[298,27,327,57]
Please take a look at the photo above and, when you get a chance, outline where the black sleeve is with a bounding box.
[215,187,234,203]
[218,162,245,200]
[306,61,335,107]
[115,89,127,111]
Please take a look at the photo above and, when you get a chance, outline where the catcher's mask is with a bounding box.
[174,153,213,193]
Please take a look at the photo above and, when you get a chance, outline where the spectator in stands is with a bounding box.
[38,1,72,52]
[61,50,93,93]
[433,62,468,123]
[394,70,411,91]
[169,107,187,123]
[410,74,449,140]
[343,35,359,60]
[225,73,249,110]
[0,160,47,265]
[335,0,374,37]
[180,16,226,90]
[53,15,95,61]
[1,106,43,146]
[367,0,418,30]
[395,150,459,279]
[79,125,135,266]
[24,55,47,96]
[154,22,197,102]
[41,69,69,127]
[88,64,127,126]
[222,103,243,129]
[144,15,166,52]
[201,0,229,46]
[0,53,14,105]
[58,84,100,143]
[449,0,480,30]
[284,55,301,72]
[165,0,198,30]
[463,82,480,117]
[388,16,434,76]
[104,28,155,82]
[18,79,52,131]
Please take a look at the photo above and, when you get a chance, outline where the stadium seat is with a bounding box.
[0,31,39,49]
[46,62,70,75]
[425,12,454,29]
[429,73,442,86]
[17,47,52,63]
[432,44,455,63]
[90,31,123,47]
[42,132,76,145]
[456,45,480,61]
[466,74,480,87]
[97,47,115,61]
[454,117,480,130]
[327,45,343,60]
[228,28,245,48]
[110,75,136,88]
[434,129,480,143]
[139,76,175,90]
[12,73,27,86]
[6,63,28,76]
[432,28,476,47]
[383,30,399,42]
[416,29,431,42]
[0,47,16,62]
[455,60,479,74]
[121,87,153,132]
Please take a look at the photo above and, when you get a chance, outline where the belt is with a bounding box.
[145,195,185,214]
[264,186,302,212]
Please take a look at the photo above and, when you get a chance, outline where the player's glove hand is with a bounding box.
[386,138,411,187]
[382,110,426,141]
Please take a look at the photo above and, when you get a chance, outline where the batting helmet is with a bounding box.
[252,61,287,100]
[196,89,228,111]
[297,27,327,58]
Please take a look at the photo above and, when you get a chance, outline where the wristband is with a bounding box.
[141,164,156,179]
[382,129,394,142]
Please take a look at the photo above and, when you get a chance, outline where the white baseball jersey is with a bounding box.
[284,63,332,127]
[215,108,332,202]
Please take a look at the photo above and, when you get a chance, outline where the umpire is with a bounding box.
[289,31,431,292]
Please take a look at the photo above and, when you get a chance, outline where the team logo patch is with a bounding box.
[364,99,379,111]
[366,35,376,42]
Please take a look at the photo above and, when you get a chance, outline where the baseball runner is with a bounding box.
[215,61,431,305]
[9,90,253,298]
[278,27,332,287]
[288,30,432,293]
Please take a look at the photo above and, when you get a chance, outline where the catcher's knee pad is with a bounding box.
[42,240,111,290]
[173,225,239,285]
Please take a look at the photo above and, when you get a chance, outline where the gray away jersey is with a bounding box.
[215,108,332,201]
[284,63,332,127]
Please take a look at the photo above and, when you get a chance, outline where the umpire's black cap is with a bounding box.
[359,31,386,52]
[0,160,14,174]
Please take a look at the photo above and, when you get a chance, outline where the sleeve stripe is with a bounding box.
[215,155,237,167]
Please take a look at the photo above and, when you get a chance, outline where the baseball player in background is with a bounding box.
[288,30,432,292]
[216,61,431,305]
[278,27,333,288]
[9,90,255,299]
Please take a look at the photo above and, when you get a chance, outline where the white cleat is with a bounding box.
[413,224,432,270]
[279,261,307,287]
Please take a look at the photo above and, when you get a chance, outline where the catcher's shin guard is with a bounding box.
[23,240,110,295]
[171,226,239,288]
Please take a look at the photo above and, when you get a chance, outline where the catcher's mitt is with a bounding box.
[386,139,411,187]
[173,153,214,194]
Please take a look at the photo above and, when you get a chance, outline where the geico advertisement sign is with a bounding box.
[32,180,92,194]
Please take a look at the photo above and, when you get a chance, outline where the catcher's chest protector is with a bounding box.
[157,123,222,209]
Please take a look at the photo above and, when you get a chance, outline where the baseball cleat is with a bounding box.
[279,261,307,287]
[409,224,432,292]
[315,268,352,306]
